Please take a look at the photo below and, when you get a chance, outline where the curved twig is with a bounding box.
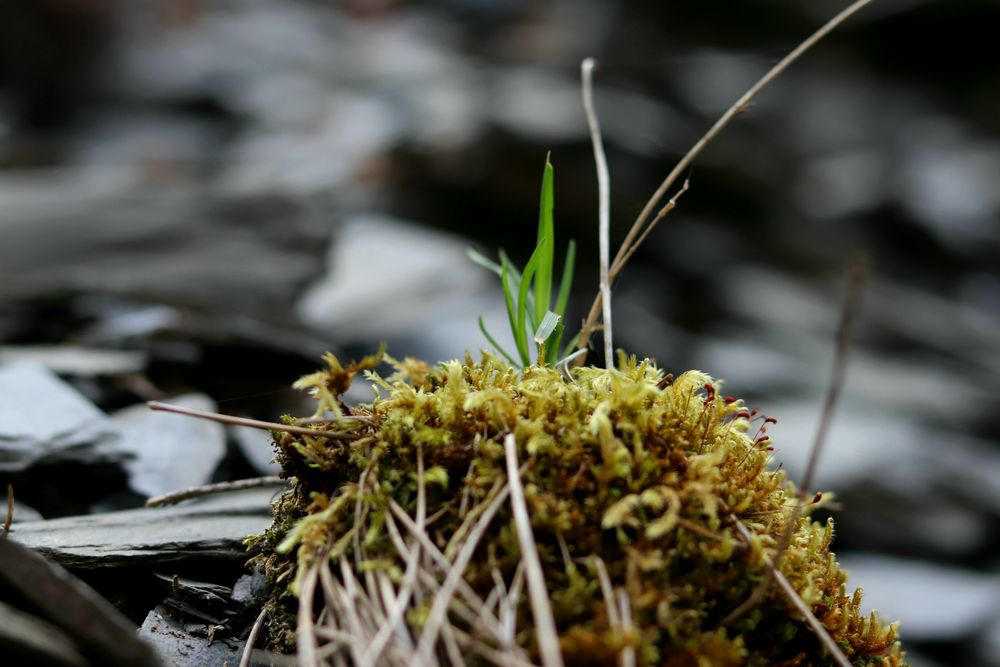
[582,58,614,369]
[574,0,876,361]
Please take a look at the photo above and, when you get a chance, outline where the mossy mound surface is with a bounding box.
[249,351,906,666]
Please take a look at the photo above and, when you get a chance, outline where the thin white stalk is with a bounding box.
[147,400,363,440]
[238,607,267,667]
[450,627,541,667]
[574,0,877,359]
[323,562,367,667]
[297,564,321,667]
[616,588,636,667]
[504,434,565,667]
[386,501,507,642]
[412,484,511,667]
[592,557,619,628]
[363,448,427,664]
[582,57,614,369]
[731,518,851,667]
[441,622,467,667]
[505,564,525,644]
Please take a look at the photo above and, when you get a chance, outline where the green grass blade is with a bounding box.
[499,250,521,285]
[502,257,538,334]
[502,262,529,365]
[500,250,538,324]
[554,239,576,318]
[516,244,543,364]
[534,157,555,323]
[467,247,503,276]
[478,316,518,366]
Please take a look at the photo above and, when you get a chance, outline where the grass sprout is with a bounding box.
[470,155,576,367]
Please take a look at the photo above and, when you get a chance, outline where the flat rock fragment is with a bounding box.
[0,599,88,667]
[0,538,160,667]
[11,486,279,569]
[140,605,240,667]
[0,361,122,472]
[0,345,147,376]
[112,394,226,499]
[232,424,281,475]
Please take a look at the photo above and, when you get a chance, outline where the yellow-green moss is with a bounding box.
[249,350,906,666]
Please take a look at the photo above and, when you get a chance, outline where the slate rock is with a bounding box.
[0,345,146,377]
[0,598,88,667]
[0,538,160,667]
[140,605,240,667]
[112,394,226,499]
[11,486,279,569]
[139,603,295,667]
[0,361,121,472]
[232,424,281,476]
[839,553,1000,642]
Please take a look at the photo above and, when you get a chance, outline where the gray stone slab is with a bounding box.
[0,538,161,667]
[0,345,147,376]
[113,395,226,499]
[0,361,121,472]
[139,604,295,667]
[0,599,88,667]
[840,554,1000,641]
[232,424,281,476]
[140,605,240,667]
[10,486,279,569]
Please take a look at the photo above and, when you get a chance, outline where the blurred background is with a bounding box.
[0,1,997,665]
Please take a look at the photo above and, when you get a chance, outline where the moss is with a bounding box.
[248,350,907,666]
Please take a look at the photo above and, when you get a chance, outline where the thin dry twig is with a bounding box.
[239,607,268,667]
[616,588,636,667]
[582,57,614,369]
[722,259,866,627]
[504,433,564,667]
[450,626,540,667]
[676,516,725,543]
[145,476,284,507]
[800,258,867,495]
[297,563,321,667]
[729,518,851,667]
[387,497,506,639]
[363,448,427,665]
[296,414,374,425]
[615,178,690,273]
[575,0,876,360]
[412,483,512,667]
[147,400,364,440]
[592,557,620,628]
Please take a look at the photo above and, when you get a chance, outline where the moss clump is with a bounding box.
[249,350,906,666]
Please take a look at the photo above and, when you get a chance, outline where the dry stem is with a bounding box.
[504,434,564,667]
[582,57,614,369]
[145,476,284,507]
[730,518,851,667]
[574,0,876,361]
[722,259,866,635]
[239,607,268,667]
[412,482,511,666]
[147,400,364,440]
